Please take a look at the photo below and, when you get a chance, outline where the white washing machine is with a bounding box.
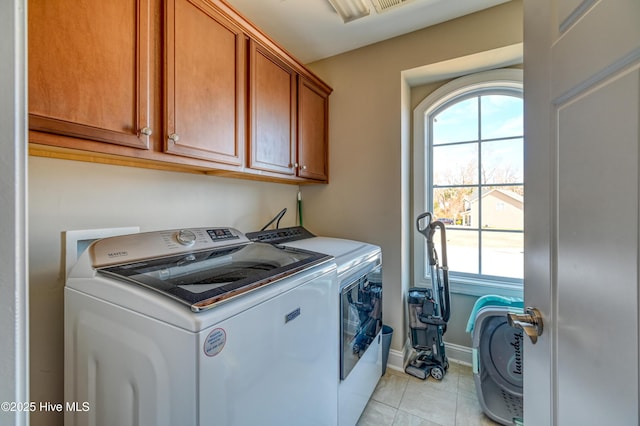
[65,227,339,426]
[246,227,383,426]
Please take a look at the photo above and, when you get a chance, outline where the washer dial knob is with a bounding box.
[176,229,197,247]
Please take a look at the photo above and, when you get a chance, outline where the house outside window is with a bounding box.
[413,69,523,296]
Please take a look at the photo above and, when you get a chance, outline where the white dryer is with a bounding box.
[65,227,338,426]
[247,227,383,426]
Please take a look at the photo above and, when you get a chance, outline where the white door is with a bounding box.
[524,0,640,425]
[0,1,29,426]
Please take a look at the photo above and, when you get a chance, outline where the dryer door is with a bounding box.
[340,264,382,380]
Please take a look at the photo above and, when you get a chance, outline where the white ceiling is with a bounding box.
[224,0,512,64]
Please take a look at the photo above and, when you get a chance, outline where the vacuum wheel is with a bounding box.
[430,366,444,380]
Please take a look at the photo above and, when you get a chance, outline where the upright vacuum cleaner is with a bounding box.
[405,212,451,380]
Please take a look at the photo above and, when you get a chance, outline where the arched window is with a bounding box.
[413,69,523,296]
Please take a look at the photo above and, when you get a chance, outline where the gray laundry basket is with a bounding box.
[467,296,524,426]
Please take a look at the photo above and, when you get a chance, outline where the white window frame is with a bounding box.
[412,69,524,297]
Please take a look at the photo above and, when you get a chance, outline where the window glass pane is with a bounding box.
[479,186,523,231]
[433,143,478,185]
[432,187,473,227]
[432,97,478,145]
[481,231,523,279]
[420,79,524,286]
[480,95,523,140]
[481,138,523,184]
[441,229,478,275]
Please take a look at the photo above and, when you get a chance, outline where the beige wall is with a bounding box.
[29,157,300,425]
[304,1,523,353]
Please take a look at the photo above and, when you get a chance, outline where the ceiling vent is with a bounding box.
[370,0,414,14]
[327,0,417,23]
[327,0,370,23]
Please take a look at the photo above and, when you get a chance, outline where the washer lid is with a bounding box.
[97,242,332,312]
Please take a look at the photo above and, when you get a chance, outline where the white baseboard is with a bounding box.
[444,342,472,366]
[386,348,406,373]
[385,339,473,372]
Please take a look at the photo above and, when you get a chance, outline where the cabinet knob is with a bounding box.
[140,127,153,136]
[294,163,299,168]
[301,165,307,170]
[168,133,180,143]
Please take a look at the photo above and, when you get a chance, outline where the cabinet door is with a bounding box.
[29,0,152,149]
[298,77,329,182]
[166,0,245,167]
[248,41,297,175]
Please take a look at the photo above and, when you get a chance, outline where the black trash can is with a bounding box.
[381,325,393,375]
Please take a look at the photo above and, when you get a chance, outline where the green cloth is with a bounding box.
[466,294,523,333]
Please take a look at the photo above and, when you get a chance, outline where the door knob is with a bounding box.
[508,307,543,344]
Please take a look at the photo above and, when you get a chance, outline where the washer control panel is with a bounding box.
[207,228,239,242]
[91,227,247,268]
[176,229,197,246]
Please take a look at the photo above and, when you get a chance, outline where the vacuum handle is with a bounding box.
[417,212,437,265]
[432,221,451,323]
[425,216,451,323]
[416,211,451,323]
[416,212,433,239]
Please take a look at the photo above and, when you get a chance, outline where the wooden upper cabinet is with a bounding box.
[28,0,331,183]
[248,40,297,175]
[297,77,330,182]
[28,0,152,149]
[165,0,245,167]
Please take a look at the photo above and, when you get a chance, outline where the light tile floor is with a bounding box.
[357,363,501,426]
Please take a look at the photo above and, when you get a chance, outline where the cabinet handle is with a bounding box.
[294,163,299,168]
[168,133,180,143]
[140,127,153,136]
[301,165,307,170]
